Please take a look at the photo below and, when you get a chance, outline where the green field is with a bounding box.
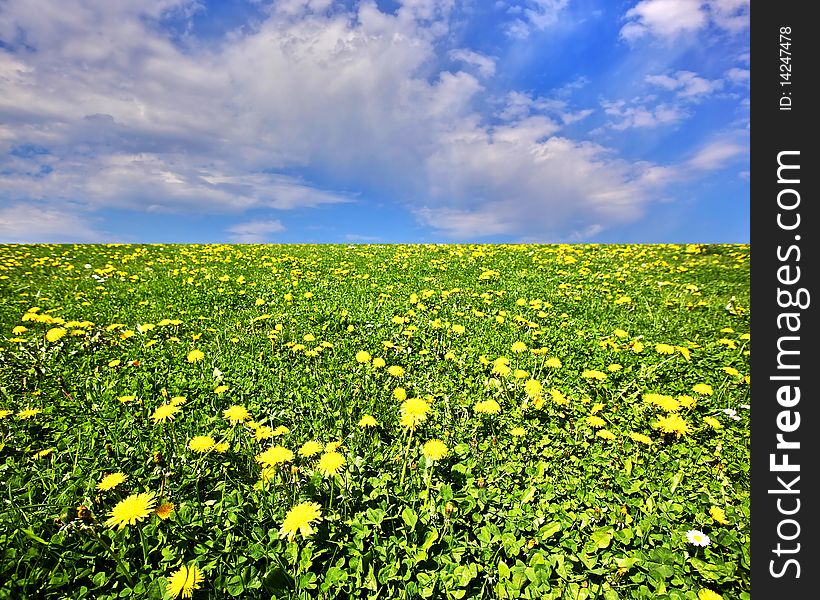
[0,243,750,600]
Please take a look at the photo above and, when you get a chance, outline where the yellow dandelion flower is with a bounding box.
[596,429,616,440]
[474,399,501,415]
[105,492,156,529]
[607,363,622,372]
[629,432,653,445]
[703,416,723,430]
[170,396,187,406]
[355,350,371,364]
[709,506,729,525]
[358,414,378,427]
[223,405,250,423]
[272,425,289,436]
[510,427,527,437]
[421,438,449,462]
[372,357,386,368]
[523,379,542,399]
[387,365,405,377]
[97,472,127,491]
[118,395,137,404]
[692,383,714,396]
[166,563,204,599]
[151,404,181,424]
[33,448,54,459]
[260,466,277,482]
[586,415,606,428]
[393,387,407,402]
[0,409,12,420]
[655,343,675,355]
[511,341,527,353]
[298,441,323,457]
[108,359,121,367]
[254,426,274,441]
[214,385,229,394]
[17,407,42,419]
[545,357,562,369]
[213,442,229,453]
[186,349,204,363]
[45,327,67,342]
[279,502,322,540]
[513,369,529,379]
[12,325,28,335]
[325,441,342,452]
[549,389,568,406]
[613,328,628,339]
[317,451,345,476]
[188,436,216,453]
[643,393,680,412]
[654,413,690,437]
[698,589,723,600]
[677,395,697,409]
[256,445,294,468]
[400,397,430,429]
[582,369,607,381]
[156,502,175,520]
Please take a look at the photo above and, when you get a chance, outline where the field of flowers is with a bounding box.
[0,243,749,600]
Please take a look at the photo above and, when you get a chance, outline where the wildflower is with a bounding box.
[317,451,345,476]
[692,383,714,396]
[12,326,27,335]
[256,445,294,468]
[105,492,156,529]
[279,502,322,540]
[387,365,405,377]
[355,351,371,364]
[722,366,740,377]
[33,448,54,459]
[607,363,622,372]
[586,415,606,429]
[254,426,274,441]
[151,404,180,424]
[97,472,127,491]
[166,563,204,599]
[686,529,710,547]
[214,385,229,394]
[45,327,67,342]
[698,590,723,600]
[629,432,653,445]
[17,407,42,419]
[655,343,675,355]
[400,397,430,429]
[118,395,137,404]
[372,357,386,368]
[186,349,204,363]
[596,429,616,440]
[451,324,465,334]
[213,442,229,453]
[422,439,448,461]
[511,341,527,353]
[0,409,12,420]
[545,357,562,369]
[710,506,729,525]
[358,414,378,427]
[703,416,723,430]
[613,328,628,339]
[582,369,607,381]
[298,441,323,457]
[156,502,175,520]
[654,413,690,437]
[523,379,542,399]
[550,389,568,406]
[223,405,250,424]
[170,396,187,406]
[677,395,697,409]
[188,436,216,453]
[473,399,501,415]
[643,393,680,412]
[723,408,740,421]
[272,425,290,436]
[325,441,342,452]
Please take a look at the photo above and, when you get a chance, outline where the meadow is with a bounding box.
[0,243,750,600]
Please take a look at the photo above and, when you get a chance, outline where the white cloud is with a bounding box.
[449,49,496,78]
[226,219,286,243]
[504,0,569,39]
[646,70,723,100]
[601,99,686,130]
[0,203,107,243]
[620,0,748,42]
[685,138,746,171]
[725,67,750,86]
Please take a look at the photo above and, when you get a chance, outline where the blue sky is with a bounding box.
[0,0,750,244]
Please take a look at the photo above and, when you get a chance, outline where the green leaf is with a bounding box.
[498,560,511,581]
[540,521,561,540]
[402,507,418,529]
[590,528,614,549]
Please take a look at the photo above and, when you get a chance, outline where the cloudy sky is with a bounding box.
[0,0,750,243]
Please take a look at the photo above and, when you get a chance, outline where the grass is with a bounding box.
[0,243,750,599]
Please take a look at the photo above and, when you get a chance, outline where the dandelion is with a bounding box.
[325,441,342,452]
[586,415,606,428]
[703,416,723,430]
[722,366,740,377]
[214,385,229,394]
[510,427,527,437]
[272,425,290,436]
[655,343,675,355]
[545,357,562,369]
[166,563,204,599]
[256,445,294,468]
[400,397,430,429]
[654,413,690,437]
[523,379,542,399]
[254,426,274,441]
[596,429,616,440]
[686,529,710,547]
[170,396,187,406]
[97,472,127,491]
[451,324,465,334]
[279,502,322,540]
[677,395,697,409]
[387,365,405,377]
[422,439,448,461]
[45,327,67,342]
[473,399,501,415]
[189,436,216,453]
[0,409,12,420]
[156,502,175,520]
[355,350,371,364]
[33,448,54,459]
[118,395,137,404]
[629,432,653,445]
[17,407,42,419]
[298,441,323,457]
[393,387,407,402]
[213,442,229,453]
[151,404,180,424]
[372,357,386,368]
[223,405,250,424]
[709,506,729,525]
[358,414,378,427]
[105,492,156,529]
[582,369,607,381]
[643,393,680,412]
[698,590,723,600]
[12,325,27,335]
[186,349,204,363]
[692,383,714,396]
[317,451,345,476]
[511,341,527,353]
